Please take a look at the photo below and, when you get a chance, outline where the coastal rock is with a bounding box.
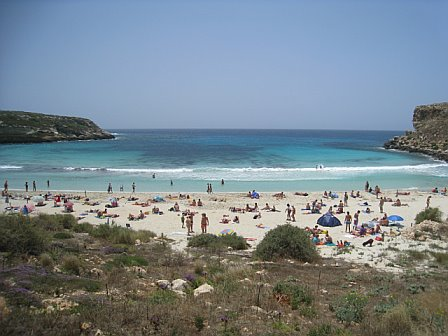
[171,279,188,292]
[384,103,448,161]
[193,283,214,297]
[403,220,448,240]
[0,111,114,144]
[156,280,171,289]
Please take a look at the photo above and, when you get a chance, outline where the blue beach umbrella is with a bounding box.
[388,215,404,221]
[317,213,342,227]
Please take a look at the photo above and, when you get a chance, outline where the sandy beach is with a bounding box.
[3,188,447,271]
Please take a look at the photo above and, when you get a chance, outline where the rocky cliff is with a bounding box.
[384,103,448,161]
[0,111,114,144]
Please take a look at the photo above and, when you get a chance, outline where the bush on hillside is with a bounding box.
[415,207,443,224]
[61,255,83,275]
[331,292,368,324]
[254,224,318,262]
[91,224,156,245]
[187,233,247,250]
[0,215,48,255]
[31,213,76,231]
[72,222,94,233]
[273,280,313,310]
[53,232,74,239]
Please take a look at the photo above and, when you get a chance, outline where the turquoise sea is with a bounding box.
[0,129,447,193]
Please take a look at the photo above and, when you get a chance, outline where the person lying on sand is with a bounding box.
[220,215,231,224]
[395,190,410,196]
[229,206,245,213]
[133,201,150,207]
[294,192,309,196]
[379,214,389,226]
[245,203,259,212]
[392,198,408,207]
[152,206,163,215]
[261,203,271,210]
[273,192,285,199]
[269,205,280,212]
[128,210,145,220]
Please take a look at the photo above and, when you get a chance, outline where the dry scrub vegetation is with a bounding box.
[0,214,447,336]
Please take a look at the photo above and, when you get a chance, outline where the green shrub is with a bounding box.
[61,255,82,275]
[133,230,157,242]
[415,207,443,224]
[273,280,313,310]
[39,253,54,269]
[188,233,219,247]
[366,304,414,336]
[31,213,77,231]
[219,233,248,250]
[194,316,205,332]
[331,292,368,324]
[72,222,94,233]
[430,251,448,267]
[255,224,318,262]
[0,214,48,255]
[91,224,155,245]
[148,290,177,305]
[187,233,247,250]
[53,232,74,239]
[108,254,148,267]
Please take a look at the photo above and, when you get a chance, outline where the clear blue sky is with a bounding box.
[0,0,447,130]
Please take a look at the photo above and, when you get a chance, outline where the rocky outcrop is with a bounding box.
[384,103,448,161]
[0,111,114,144]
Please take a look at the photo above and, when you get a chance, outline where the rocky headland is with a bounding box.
[384,102,448,161]
[0,111,114,144]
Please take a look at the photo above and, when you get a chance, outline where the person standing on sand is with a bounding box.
[285,204,291,221]
[4,179,8,192]
[379,197,384,213]
[345,211,352,233]
[201,213,209,233]
[343,192,348,207]
[181,213,185,228]
[32,180,36,192]
[186,214,194,235]
[353,210,360,231]
[107,183,113,193]
[25,181,28,192]
[426,195,431,209]
[291,205,296,222]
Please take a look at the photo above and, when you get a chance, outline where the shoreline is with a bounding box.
[2,188,447,272]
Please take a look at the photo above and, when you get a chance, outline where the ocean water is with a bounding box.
[0,129,447,193]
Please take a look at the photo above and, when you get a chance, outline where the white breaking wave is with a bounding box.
[60,163,448,181]
[0,165,22,169]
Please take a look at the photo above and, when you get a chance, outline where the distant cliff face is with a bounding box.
[384,103,448,161]
[0,111,114,144]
